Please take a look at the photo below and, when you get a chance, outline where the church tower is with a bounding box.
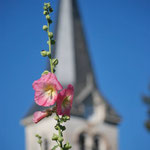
[21,0,120,150]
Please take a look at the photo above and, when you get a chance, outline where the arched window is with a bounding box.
[92,135,100,150]
[79,132,86,150]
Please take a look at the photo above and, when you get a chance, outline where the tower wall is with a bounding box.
[24,116,118,150]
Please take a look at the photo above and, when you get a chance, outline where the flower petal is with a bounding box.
[32,73,63,107]
[33,111,48,123]
[47,73,63,90]
[56,84,74,116]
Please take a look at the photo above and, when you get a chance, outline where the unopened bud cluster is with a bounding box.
[35,134,42,145]
[51,115,71,150]
[43,2,53,23]
[41,2,57,73]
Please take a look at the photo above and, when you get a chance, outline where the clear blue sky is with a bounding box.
[0,0,150,150]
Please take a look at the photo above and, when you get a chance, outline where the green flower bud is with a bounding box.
[62,115,70,122]
[54,115,59,121]
[66,116,70,120]
[60,119,64,123]
[44,3,47,6]
[42,70,49,75]
[47,3,51,8]
[35,134,39,137]
[43,6,47,10]
[48,19,52,24]
[58,137,64,142]
[63,115,70,120]
[47,52,51,57]
[40,50,48,57]
[43,25,48,31]
[52,59,58,66]
[51,40,55,45]
[55,125,59,130]
[35,134,41,139]
[50,7,53,12]
[52,134,58,141]
[38,140,42,144]
[43,11,48,15]
[46,15,50,20]
[64,142,72,149]
[48,32,53,38]
[59,125,66,131]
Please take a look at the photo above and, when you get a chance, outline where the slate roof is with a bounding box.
[24,0,120,125]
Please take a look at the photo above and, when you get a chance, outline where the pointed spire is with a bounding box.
[55,0,96,91]
[55,0,76,86]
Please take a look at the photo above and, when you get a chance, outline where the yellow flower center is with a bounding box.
[44,85,55,99]
[62,96,71,107]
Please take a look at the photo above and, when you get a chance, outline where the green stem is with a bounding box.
[40,144,42,150]
[58,126,63,149]
[57,116,63,150]
[47,22,53,73]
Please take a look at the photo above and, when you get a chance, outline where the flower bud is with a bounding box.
[44,3,47,6]
[52,134,58,141]
[47,3,51,9]
[64,142,72,149]
[40,50,48,57]
[62,115,70,121]
[54,115,59,121]
[52,59,58,67]
[43,25,48,31]
[42,70,49,75]
[38,140,42,144]
[35,134,41,138]
[47,52,51,57]
[43,11,48,15]
[48,32,53,38]
[50,7,53,12]
[46,15,50,20]
[60,125,66,131]
[51,40,55,45]
[43,6,47,10]
[48,19,52,24]
[66,116,70,120]
[55,125,59,130]
[58,137,64,142]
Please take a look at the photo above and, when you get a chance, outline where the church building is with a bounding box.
[21,0,121,150]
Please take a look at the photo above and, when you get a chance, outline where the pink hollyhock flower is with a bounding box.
[32,73,63,107]
[33,111,49,123]
[56,84,74,116]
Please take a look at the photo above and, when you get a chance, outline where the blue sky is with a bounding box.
[0,0,150,150]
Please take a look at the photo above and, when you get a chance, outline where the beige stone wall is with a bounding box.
[99,123,118,150]
[24,115,118,150]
